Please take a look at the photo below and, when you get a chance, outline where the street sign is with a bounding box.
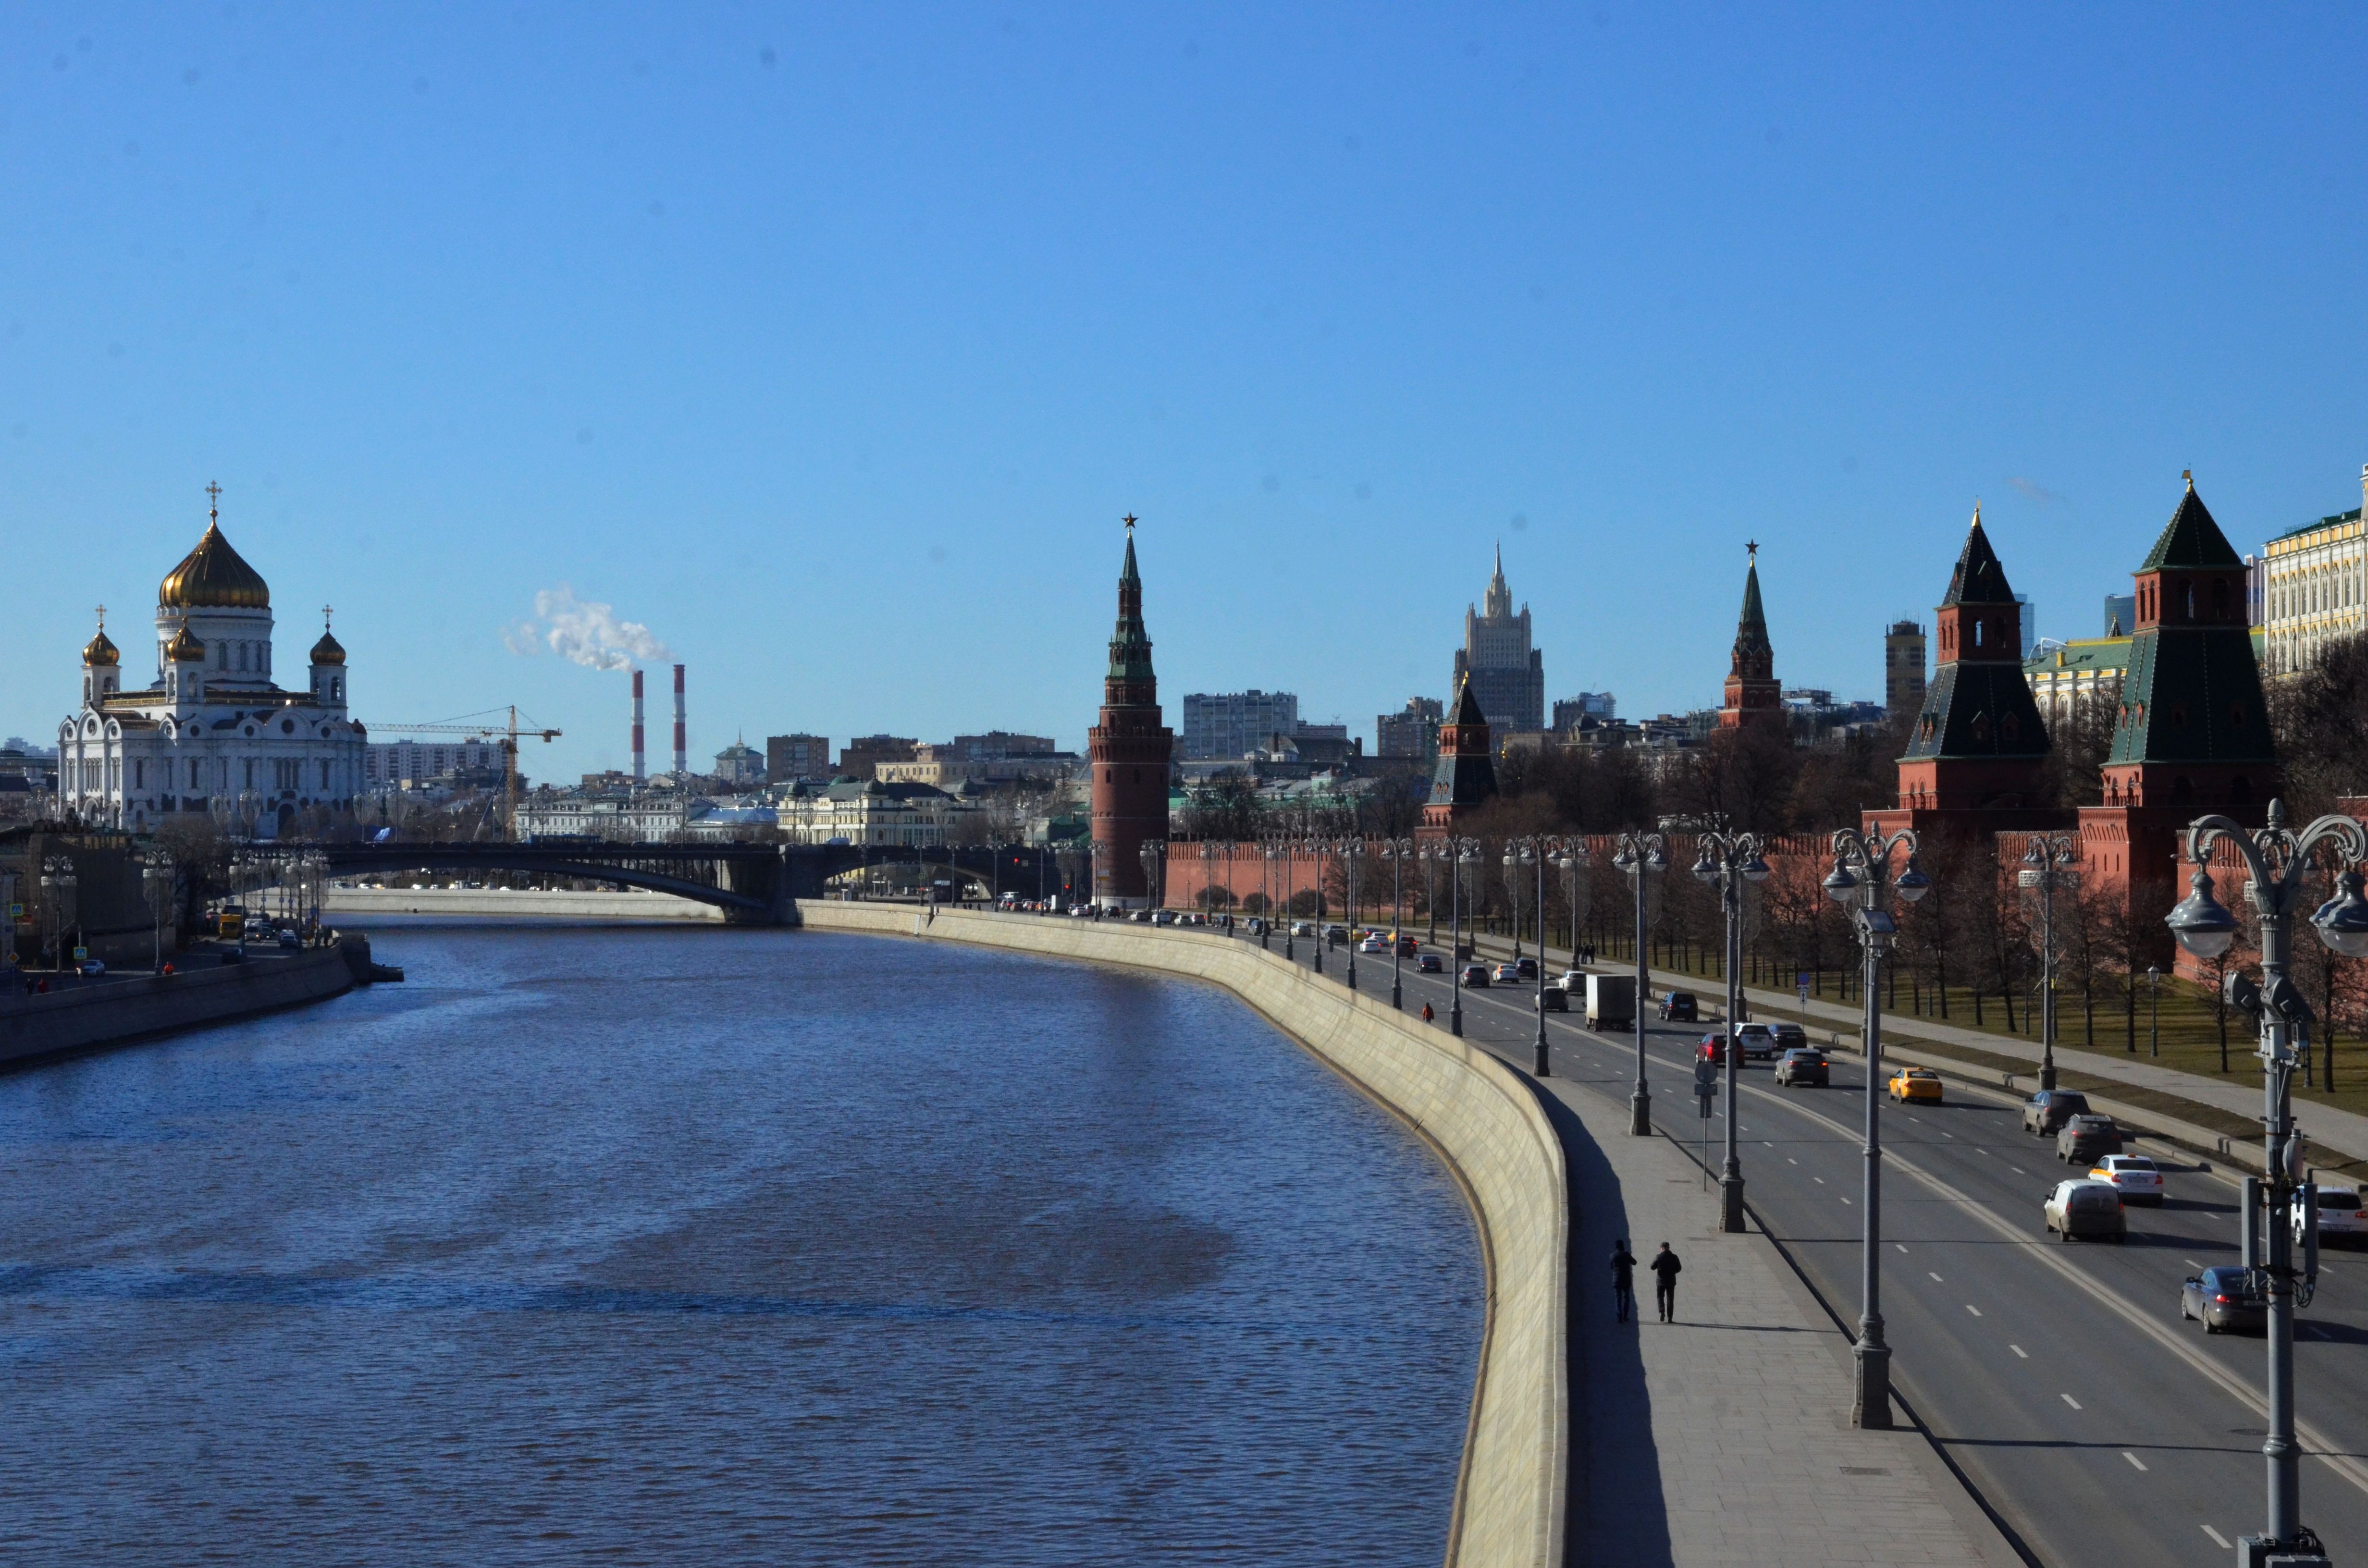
[72,946,87,961]
[1693,1058,1717,1117]
[6,903,19,919]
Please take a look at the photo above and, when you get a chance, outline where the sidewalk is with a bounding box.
[1505,1025,2021,1565]
[1453,928,2368,1165]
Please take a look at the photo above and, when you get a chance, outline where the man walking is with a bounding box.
[1609,1238,1637,1324]
[1649,1242,1682,1323]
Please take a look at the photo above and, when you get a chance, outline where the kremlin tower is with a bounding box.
[1088,517,1173,907]
[1718,545,1784,734]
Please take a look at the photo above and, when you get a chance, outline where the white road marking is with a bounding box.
[1967,1304,1983,1317]
[1840,1196,1852,1204]
[1788,1157,1799,1164]
[2124,1451,2148,1471]
[1895,1243,1910,1254]
[2010,1345,2028,1359]
[1813,1176,1825,1184]
[2011,1166,2028,1175]
[1928,1272,1944,1283]
[2203,1525,2232,1549]
[2186,1259,2204,1270]
[2062,1393,2083,1410]
[1974,1147,1990,1156]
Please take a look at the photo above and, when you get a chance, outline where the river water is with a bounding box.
[0,924,1481,1565]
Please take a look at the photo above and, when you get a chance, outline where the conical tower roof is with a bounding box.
[2139,476,2243,571]
[1734,550,1771,654]
[1448,674,1488,726]
[1942,507,2018,606]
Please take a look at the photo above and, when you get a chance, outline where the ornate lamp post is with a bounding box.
[2147,964,2163,1057]
[1259,838,1277,949]
[141,851,175,971]
[2017,833,2081,1090]
[1503,842,1527,962]
[1448,836,1480,1037]
[1691,830,1773,1233]
[1558,840,1590,966]
[1340,836,1364,992]
[1309,836,1329,975]
[1508,837,1561,1078]
[1380,838,1412,1009]
[1610,831,1667,1135]
[2167,798,2368,1567]
[39,854,77,972]
[1282,838,1297,960]
[1825,826,1932,1431]
[1136,839,1164,917]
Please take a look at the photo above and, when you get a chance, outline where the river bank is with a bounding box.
[0,936,375,1068]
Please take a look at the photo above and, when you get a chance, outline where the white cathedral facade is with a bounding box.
[59,493,368,834]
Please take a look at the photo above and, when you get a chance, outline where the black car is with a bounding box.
[1771,1022,1807,1054]
[1774,1048,1829,1087]
[1536,985,1568,1013]
[2181,1266,2269,1335]
[2055,1114,2125,1164]
[2022,1089,2093,1137]
[1659,991,1698,1022]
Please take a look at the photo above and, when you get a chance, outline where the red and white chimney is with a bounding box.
[631,669,646,784]
[672,663,688,776]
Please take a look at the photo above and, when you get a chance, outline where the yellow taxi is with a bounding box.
[1887,1066,1944,1104]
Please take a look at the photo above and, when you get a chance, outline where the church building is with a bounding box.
[57,487,368,834]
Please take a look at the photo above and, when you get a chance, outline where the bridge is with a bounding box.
[272,839,1075,922]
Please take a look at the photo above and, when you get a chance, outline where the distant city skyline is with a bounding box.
[7,7,2368,778]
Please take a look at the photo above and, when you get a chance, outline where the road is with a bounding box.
[1266,926,2368,1567]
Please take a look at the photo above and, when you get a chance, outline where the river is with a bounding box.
[0,923,1482,1565]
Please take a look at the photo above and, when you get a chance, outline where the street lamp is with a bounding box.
[141,851,175,972]
[1137,839,1164,917]
[39,854,77,972]
[1556,841,1590,964]
[1259,837,1277,949]
[1282,838,1297,960]
[1380,838,1412,1009]
[1610,831,1667,1136]
[2168,798,2367,1566]
[1503,842,1527,962]
[1509,836,1561,1078]
[2017,834,2081,1088]
[2146,964,2163,1057]
[1309,836,1329,975]
[1340,836,1364,992]
[1826,825,1931,1431]
[1447,836,1480,1037]
[1691,830,1773,1233]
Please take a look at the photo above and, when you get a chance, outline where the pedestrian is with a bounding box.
[1421,1001,1435,1024]
[1650,1242,1682,1322]
[1610,1238,1637,1323]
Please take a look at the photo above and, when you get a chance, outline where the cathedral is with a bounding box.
[58,488,367,834]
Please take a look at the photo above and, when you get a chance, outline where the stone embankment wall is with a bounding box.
[323,887,724,921]
[0,938,370,1068]
[797,903,1568,1568]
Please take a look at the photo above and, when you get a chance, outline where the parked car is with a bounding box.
[1493,962,1523,984]
[1461,963,1491,988]
[2181,1265,2268,1334]
[1536,985,1568,1013]
[2298,1184,2368,1249]
[2056,1115,2125,1164]
[2044,1179,2127,1243]
[1659,991,1699,1022]
[1774,1048,1830,1087]
[1736,1023,1780,1061]
[1513,956,1539,981]
[1771,1022,1808,1054]
[1416,953,1445,974]
[1888,1067,1944,1104]
[2088,1154,2164,1206]
[2023,1090,2093,1137]
[1698,1033,1734,1066]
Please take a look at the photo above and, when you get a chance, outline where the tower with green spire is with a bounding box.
[1718,544,1784,733]
[1088,517,1174,907]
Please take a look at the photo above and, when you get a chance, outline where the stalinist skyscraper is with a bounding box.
[1451,545,1545,733]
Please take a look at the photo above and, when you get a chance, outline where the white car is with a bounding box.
[1735,1023,1780,1061]
[2086,1154,2165,1207]
[1292,921,1317,937]
[2299,1184,2368,1248]
[1358,935,1388,954]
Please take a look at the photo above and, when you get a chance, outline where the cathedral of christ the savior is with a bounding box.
[57,487,367,835]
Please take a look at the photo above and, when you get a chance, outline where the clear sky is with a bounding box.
[6,5,2366,777]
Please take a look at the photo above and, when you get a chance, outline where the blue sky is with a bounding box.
[6,5,2366,776]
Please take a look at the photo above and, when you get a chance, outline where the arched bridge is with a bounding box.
[279,840,1073,923]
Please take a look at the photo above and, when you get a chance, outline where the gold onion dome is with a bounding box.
[310,628,346,665]
[160,520,271,609]
[82,627,120,666]
[165,625,206,662]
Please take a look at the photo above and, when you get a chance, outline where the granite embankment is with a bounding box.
[323,887,724,921]
[0,937,377,1068]
[796,903,1568,1568]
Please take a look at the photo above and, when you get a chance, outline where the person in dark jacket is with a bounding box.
[1650,1243,1682,1322]
[1609,1239,1637,1323]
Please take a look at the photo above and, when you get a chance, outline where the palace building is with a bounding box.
[57,488,367,834]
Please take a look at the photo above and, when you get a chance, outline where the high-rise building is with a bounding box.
[2103,594,2136,637]
[1089,522,1173,907]
[765,734,830,783]
[1451,546,1544,733]
[2014,593,2036,658]
[1883,621,1926,726]
[838,735,917,780]
[2260,465,2368,678]
[1551,692,1616,733]
[1377,696,1443,759]
[1180,690,1298,760]
[1718,546,1783,734]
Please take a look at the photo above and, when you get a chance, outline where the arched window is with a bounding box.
[2213,579,2230,621]
[1973,619,1985,649]
[2183,582,2195,620]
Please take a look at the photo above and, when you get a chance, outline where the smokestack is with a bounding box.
[672,663,688,776]
[631,669,646,784]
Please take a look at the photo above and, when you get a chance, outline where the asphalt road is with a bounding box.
[1262,928,2368,1568]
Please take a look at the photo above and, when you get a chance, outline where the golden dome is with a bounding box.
[82,627,120,666]
[310,628,346,665]
[165,625,206,662]
[160,518,270,609]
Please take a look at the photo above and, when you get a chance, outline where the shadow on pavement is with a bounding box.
[1528,1082,1674,1568]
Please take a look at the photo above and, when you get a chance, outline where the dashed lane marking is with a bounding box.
[2062,1394,2083,1410]
[1813,1176,1825,1184]
[1928,1272,1944,1283]
[1895,1243,1909,1254]
[2010,1345,2028,1359]
[2124,1451,2148,1471]
[1967,1304,1983,1317]
[2203,1526,2231,1549]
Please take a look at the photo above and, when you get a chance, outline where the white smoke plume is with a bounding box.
[506,585,671,671]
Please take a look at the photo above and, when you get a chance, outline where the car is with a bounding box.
[1697,1033,1734,1066]
[1736,1023,1780,1061]
[1771,1022,1808,1054]
[1774,1048,1829,1087]
[276,929,302,949]
[1556,968,1586,991]
[1150,909,1177,925]
[1513,956,1539,980]
[1461,963,1491,988]
[1659,991,1699,1022]
[1493,963,1523,984]
[2298,1184,2368,1249]
[2181,1265,2267,1334]
[1246,917,1268,935]
[2022,1090,2092,1137]
[1888,1067,1944,1104]
[76,958,107,975]
[1416,953,1445,974]
[2056,1114,2125,1164]
[1359,935,1388,954]
[1394,935,1419,957]
[1536,985,1568,1013]
[1292,921,1317,937]
[1323,923,1349,945]
[2088,1154,2165,1206]
[2044,1178,2127,1243]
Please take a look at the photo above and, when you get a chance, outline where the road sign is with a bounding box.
[6,903,19,919]
[1693,1058,1717,1117]
[72,946,87,961]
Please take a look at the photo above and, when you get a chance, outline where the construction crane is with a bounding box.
[370,706,561,839]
